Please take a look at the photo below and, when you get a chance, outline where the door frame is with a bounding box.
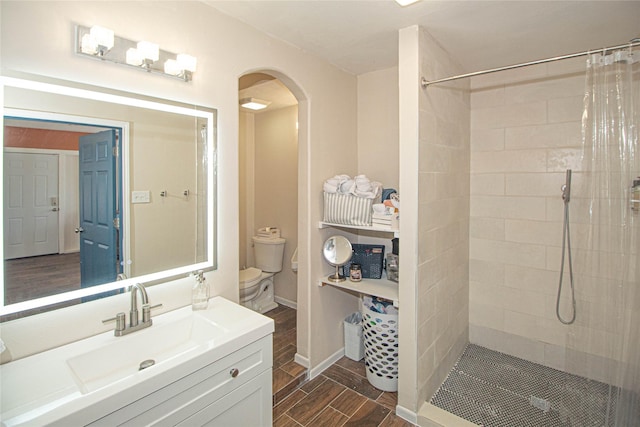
[3,108,131,278]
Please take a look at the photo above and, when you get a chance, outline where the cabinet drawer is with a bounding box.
[178,369,272,427]
[87,335,272,426]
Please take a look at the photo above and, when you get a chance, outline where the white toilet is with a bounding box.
[239,235,286,314]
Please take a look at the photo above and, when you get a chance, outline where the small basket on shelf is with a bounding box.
[342,244,385,279]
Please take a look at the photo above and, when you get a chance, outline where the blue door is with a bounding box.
[78,130,119,289]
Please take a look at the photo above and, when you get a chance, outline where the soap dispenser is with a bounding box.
[192,270,209,310]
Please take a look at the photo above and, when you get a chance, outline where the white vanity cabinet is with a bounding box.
[0,298,274,427]
[67,336,272,427]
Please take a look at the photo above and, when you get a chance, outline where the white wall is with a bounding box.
[254,106,298,304]
[239,105,299,304]
[0,1,357,368]
[357,67,399,190]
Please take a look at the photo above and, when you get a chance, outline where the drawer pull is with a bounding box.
[230,368,239,378]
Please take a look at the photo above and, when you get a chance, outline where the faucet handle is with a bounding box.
[142,303,163,323]
[103,312,126,332]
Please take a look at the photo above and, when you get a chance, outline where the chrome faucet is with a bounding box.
[103,283,162,336]
[129,283,148,327]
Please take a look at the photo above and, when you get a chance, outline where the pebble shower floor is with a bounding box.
[430,344,618,426]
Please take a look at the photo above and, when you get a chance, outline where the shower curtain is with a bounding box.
[567,46,639,424]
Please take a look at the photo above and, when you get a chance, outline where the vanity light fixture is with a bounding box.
[76,24,197,82]
[239,97,271,111]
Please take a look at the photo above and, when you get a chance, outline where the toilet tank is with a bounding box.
[252,236,286,273]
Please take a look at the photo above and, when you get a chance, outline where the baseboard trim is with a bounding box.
[308,347,344,380]
[294,353,309,369]
[275,296,297,310]
[396,405,418,425]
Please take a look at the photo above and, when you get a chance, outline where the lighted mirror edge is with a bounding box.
[0,75,217,317]
[0,261,213,316]
[0,77,210,119]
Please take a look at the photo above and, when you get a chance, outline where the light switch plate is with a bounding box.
[132,190,151,203]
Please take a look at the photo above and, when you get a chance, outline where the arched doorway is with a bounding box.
[238,70,308,404]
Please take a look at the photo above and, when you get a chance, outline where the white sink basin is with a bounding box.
[66,313,228,393]
[0,297,274,426]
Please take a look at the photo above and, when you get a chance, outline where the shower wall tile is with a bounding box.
[469,57,632,387]
[505,219,562,246]
[470,86,505,109]
[471,173,504,195]
[417,27,470,403]
[503,310,541,340]
[471,101,547,129]
[470,128,504,151]
[470,239,546,269]
[504,75,585,104]
[505,122,582,149]
[503,265,557,295]
[505,172,565,196]
[468,60,623,381]
[470,217,505,240]
[471,149,546,173]
[470,196,546,220]
[546,148,584,172]
[547,95,584,123]
[469,299,504,330]
[469,259,505,285]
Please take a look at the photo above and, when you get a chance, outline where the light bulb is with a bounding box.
[137,41,159,62]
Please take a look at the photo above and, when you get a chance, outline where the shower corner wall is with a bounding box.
[415,26,471,405]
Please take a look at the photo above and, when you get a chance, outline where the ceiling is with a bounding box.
[207,0,640,77]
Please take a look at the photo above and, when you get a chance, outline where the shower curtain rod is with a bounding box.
[421,39,640,88]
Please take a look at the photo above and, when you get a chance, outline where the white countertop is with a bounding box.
[0,297,273,426]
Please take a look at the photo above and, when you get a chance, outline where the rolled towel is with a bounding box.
[323,181,338,193]
[340,179,355,194]
[354,181,382,199]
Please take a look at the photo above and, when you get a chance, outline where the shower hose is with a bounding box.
[556,188,576,325]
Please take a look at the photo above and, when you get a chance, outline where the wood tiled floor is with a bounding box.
[267,305,414,427]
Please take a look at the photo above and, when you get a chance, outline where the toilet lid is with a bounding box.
[239,267,262,288]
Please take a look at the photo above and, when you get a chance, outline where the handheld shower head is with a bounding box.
[562,169,572,203]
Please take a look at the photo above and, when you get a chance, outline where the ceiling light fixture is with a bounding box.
[395,0,421,6]
[76,25,197,82]
[239,97,271,111]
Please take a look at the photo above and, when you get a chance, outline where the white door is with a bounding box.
[3,152,59,259]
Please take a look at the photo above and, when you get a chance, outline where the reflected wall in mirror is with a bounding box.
[1,76,217,320]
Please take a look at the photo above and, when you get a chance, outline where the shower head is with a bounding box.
[562,169,572,203]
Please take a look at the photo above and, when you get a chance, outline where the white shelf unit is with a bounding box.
[318,221,399,307]
[318,221,399,238]
[319,273,399,307]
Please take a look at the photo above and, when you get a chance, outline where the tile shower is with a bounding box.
[418,27,638,426]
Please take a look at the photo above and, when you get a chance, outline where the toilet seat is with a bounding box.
[239,267,263,289]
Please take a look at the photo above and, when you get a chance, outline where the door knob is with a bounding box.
[51,207,59,212]
[75,227,85,233]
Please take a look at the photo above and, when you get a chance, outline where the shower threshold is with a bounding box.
[430,344,617,427]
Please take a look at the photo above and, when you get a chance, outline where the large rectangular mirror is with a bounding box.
[1,76,217,320]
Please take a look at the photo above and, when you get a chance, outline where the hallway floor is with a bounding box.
[267,305,413,427]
